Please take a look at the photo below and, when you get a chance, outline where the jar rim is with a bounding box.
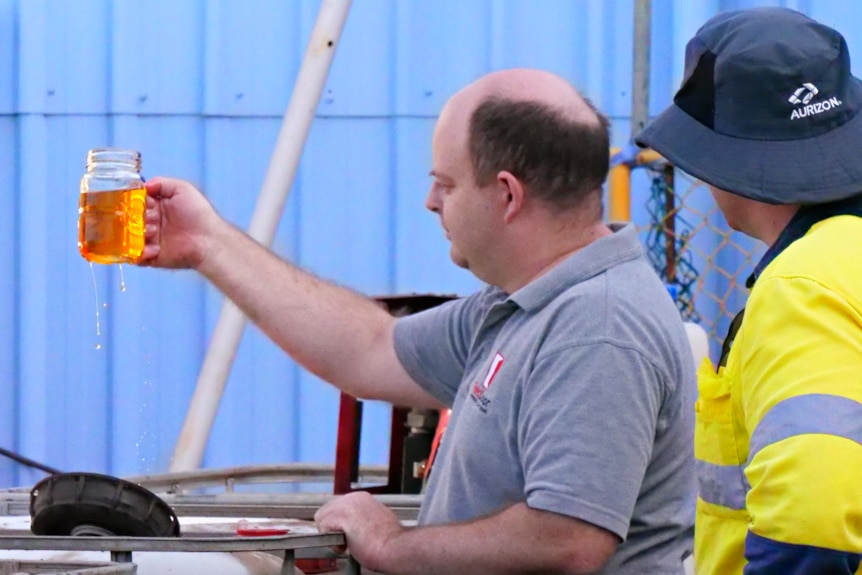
[87,147,140,156]
[86,148,141,170]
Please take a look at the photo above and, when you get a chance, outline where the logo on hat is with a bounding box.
[788,83,819,105]
[788,82,842,121]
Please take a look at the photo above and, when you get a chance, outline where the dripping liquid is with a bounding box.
[89,262,102,350]
[87,261,130,350]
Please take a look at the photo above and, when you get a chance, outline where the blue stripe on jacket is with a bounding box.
[745,531,862,575]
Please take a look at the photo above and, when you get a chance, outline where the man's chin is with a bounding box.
[724,219,743,233]
[450,249,469,270]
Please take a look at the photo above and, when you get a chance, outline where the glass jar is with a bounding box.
[77,148,146,264]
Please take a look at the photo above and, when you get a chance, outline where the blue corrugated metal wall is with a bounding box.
[0,0,859,488]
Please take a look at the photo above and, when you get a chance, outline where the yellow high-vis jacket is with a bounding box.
[695,214,862,575]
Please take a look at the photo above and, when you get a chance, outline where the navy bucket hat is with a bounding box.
[635,7,862,205]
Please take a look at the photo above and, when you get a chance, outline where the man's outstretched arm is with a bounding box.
[140,177,443,408]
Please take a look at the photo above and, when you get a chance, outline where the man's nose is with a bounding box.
[425,186,440,213]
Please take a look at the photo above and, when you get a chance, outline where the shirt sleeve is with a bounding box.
[741,276,862,574]
[392,290,492,407]
[518,340,665,539]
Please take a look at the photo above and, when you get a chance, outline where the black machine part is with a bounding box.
[30,472,180,537]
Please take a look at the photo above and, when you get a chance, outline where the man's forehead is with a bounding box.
[432,103,468,149]
[438,92,475,128]
[430,130,462,174]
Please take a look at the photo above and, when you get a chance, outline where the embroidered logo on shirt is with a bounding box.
[470,352,504,413]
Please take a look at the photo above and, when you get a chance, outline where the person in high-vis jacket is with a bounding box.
[637,7,862,575]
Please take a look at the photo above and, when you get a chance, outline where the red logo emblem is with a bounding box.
[471,352,505,409]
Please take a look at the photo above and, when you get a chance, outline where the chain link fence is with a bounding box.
[611,152,764,359]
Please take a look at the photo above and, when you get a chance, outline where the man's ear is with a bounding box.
[497,171,524,223]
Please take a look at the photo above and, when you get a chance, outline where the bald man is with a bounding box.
[140,68,695,574]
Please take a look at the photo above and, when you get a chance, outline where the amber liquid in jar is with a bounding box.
[78,187,146,264]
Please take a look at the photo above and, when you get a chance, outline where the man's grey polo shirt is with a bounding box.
[393,223,696,574]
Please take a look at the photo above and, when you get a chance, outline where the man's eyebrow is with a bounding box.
[430,170,454,183]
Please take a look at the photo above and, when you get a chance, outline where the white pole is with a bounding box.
[632,0,651,138]
[169,0,354,472]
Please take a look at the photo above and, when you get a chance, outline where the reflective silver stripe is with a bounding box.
[698,395,862,511]
[749,394,862,460]
[696,459,750,510]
